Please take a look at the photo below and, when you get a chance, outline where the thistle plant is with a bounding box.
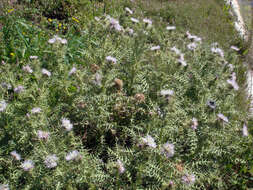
[0,0,252,189]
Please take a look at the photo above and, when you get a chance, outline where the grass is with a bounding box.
[0,0,252,189]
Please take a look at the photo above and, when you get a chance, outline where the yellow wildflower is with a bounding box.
[59,23,62,28]
[48,18,52,22]
[10,53,15,57]
[8,9,14,13]
[72,17,80,23]
[56,29,59,32]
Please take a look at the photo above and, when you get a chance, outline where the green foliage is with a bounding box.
[0,0,252,189]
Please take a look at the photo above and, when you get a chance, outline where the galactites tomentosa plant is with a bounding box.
[0,0,252,189]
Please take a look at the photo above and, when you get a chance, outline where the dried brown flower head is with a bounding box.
[114,78,123,90]
[91,64,100,73]
[134,93,145,103]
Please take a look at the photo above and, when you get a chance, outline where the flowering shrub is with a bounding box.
[0,0,252,189]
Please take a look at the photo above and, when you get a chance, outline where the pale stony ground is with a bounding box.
[228,0,253,113]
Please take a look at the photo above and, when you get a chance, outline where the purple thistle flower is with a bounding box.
[150,46,160,51]
[130,17,139,23]
[160,89,174,96]
[1,83,12,89]
[143,18,152,25]
[170,46,181,55]
[44,154,58,168]
[29,56,38,59]
[109,17,122,32]
[48,35,67,44]
[182,174,196,185]
[125,7,133,14]
[191,118,198,130]
[106,56,117,64]
[116,160,125,174]
[10,151,21,161]
[22,65,33,73]
[217,113,229,123]
[227,72,239,90]
[140,135,157,148]
[230,46,240,51]
[187,42,197,50]
[0,100,7,112]
[31,107,41,114]
[68,67,77,76]
[21,160,34,171]
[37,130,50,140]
[126,28,134,35]
[42,68,51,77]
[65,150,80,161]
[161,142,175,158]
[93,73,102,86]
[166,26,176,30]
[242,123,249,137]
[186,31,202,42]
[0,184,9,190]
[211,47,224,57]
[14,85,25,93]
[207,100,216,109]
[61,118,73,131]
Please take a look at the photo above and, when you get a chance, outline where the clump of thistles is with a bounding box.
[21,160,34,171]
[65,150,81,161]
[0,100,7,112]
[44,154,58,168]
[10,151,21,161]
[227,72,239,90]
[161,142,175,158]
[61,118,73,131]
[181,174,196,185]
[139,135,157,148]
[37,130,50,140]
